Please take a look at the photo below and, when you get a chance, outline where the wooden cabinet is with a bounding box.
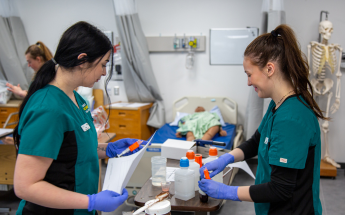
[0,100,21,128]
[105,103,154,141]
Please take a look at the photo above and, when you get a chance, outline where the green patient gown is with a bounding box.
[177,111,221,139]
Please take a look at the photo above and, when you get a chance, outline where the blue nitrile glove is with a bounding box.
[87,188,128,212]
[106,138,149,158]
[198,179,241,201]
[200,153,234,178]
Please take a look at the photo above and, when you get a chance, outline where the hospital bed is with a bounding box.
[125,96,244,205]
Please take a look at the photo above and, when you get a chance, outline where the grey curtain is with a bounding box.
[115,13,166,128]
[244,90,264,139]
[0,15,32,90]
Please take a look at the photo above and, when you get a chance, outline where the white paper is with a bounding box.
[126,103,150,108]
[102,132,156,194]
[109,102,150,108]
[0,128,13,137]
[227,161,256,179]
[109,103,131,107]
[166,167,179,181]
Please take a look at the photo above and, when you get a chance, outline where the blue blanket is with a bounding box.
[149,123,236,150]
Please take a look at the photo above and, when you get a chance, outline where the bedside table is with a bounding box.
[105,103,154,141]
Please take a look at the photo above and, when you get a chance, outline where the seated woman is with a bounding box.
[176,106,227,141]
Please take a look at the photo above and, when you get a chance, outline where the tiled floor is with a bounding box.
[1,163,344,215]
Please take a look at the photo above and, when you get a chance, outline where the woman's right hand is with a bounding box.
[6,83,27,98]
[200,153,235,178]
[87,188,128,212]
[0,136,14,145]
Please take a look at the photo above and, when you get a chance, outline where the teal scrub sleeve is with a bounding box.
[268,116,312,169]
[18,106,65,160]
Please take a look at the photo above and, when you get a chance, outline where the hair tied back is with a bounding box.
[271,30,278,37]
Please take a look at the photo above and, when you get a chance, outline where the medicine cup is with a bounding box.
[161,181,171,192]
[151,156,167,187]
[161,181,171,199]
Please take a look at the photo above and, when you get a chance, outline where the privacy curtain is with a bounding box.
[112,0,166,128]
[0,0,33,90]
[244,0,283,139]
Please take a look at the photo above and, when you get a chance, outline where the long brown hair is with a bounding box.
[25,41,53,62]
[244,24,327,120]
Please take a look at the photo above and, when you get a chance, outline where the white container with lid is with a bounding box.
[145,199,171,215]
[174,157,195,201]
[186,150,200,191]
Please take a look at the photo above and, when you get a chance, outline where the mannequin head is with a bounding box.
[195,106,206,112]
[319,20,333,41]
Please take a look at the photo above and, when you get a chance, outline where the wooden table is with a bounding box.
[134,159,233,214]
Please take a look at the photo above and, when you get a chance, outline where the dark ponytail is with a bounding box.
[14,21,113,149]
[244,24,326,120]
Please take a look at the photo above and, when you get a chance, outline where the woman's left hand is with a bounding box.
[198,179,241,201]
[106,138,148,158]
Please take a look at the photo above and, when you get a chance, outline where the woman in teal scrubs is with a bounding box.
[13,21,145,215]
[199,24,326,215]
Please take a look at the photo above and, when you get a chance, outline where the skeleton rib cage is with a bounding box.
[310,42,338,82]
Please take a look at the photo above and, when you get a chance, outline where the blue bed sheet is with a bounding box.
[150,123,236,150]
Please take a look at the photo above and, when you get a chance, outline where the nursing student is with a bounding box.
[199,24,324,215]
[1,42,53,145]
[13,21,146,214]
[6,41,53,98]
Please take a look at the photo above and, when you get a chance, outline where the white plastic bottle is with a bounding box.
[186,150,200,191]
[203,147,223,183]
[174,157,195,201]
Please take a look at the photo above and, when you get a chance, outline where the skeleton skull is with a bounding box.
[319,20,333,41]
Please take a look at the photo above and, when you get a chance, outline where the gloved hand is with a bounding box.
[200,153,234,178]
[198,179,241,201]
[106,138,149,158]
[87,188,128,212]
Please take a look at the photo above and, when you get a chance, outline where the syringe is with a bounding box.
[117,140,143,158]
[204,167,211,180]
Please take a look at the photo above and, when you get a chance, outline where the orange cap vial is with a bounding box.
[209,147,218,156]
[186,150,195,160]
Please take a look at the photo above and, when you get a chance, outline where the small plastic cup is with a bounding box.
[161,181,171,192]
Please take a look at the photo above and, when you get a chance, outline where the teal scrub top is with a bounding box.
[255,96,322,215]
[16,85,99,215]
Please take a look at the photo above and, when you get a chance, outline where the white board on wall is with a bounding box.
[210,28,258,65]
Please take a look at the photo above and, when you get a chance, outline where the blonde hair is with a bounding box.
[25,41,53,62]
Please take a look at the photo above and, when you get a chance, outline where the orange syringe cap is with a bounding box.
[129,140,143,152]
[204,168,211,180]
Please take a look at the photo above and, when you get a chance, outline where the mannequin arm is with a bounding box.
[330,45,342,114]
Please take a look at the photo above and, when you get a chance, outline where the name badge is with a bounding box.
[81,123,90,132]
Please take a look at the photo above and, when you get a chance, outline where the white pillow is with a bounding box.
[169,112,190,126]
[210,105,226,127]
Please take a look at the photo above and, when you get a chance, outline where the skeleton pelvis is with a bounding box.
[311,78,334,95]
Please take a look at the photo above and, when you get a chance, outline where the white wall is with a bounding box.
[14,0,117,91]
[13,0,345,163]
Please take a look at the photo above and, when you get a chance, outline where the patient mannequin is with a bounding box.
[176,106,227,141]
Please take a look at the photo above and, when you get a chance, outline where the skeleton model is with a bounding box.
[307,19,342,168]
